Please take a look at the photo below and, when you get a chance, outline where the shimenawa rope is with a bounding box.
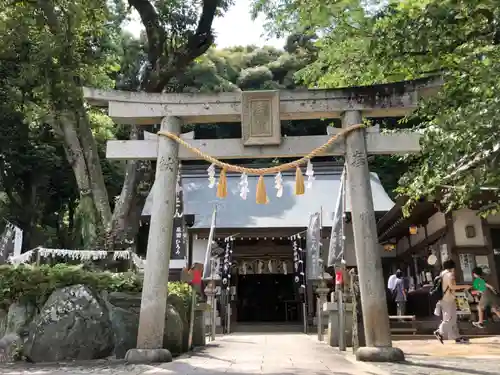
[157,123,366,204]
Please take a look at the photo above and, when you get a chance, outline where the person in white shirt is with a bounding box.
[387,270,399,291]
[434,259,471,344]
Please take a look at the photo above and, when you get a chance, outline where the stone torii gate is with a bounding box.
[83,77,440,363]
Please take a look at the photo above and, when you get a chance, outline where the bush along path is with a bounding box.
[0,264,196,363]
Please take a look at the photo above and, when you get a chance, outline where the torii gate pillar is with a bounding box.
[343,111,404,362]
[125,117,181,364]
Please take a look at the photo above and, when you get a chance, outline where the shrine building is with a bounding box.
[140,161,396,329]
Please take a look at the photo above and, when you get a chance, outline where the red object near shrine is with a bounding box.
[191,270,202,285]
[335,271,343,286]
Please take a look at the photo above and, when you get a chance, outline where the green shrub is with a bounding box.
[168,281,194,310]
[0,264,192,309]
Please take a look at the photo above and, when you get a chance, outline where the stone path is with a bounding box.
[0,333,375,375]
[370,337,500,375]
[2,334,500,374]
[374,356,499,375]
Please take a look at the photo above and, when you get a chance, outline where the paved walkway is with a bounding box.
[0,333,375,375]
[371,337,500,375]
[2,334,500,374]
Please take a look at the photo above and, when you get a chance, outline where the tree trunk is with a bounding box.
[51,113,102,247]
[74,104,113,231]
[107,126,153,250]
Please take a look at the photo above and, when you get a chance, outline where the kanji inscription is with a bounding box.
[241,90,281,146]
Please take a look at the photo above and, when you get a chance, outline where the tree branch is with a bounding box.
[154,0,218,92]
[127,0,166,74]
[36,0,60,34]
[443,142,500,183]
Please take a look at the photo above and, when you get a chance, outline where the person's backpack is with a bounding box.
[429,275,447,300]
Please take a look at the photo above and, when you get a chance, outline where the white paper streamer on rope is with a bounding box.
[207,164,216,188]
[305,160,315,189]
[274,172,283,197]
[238,173,249,200]
[7,247,141,266]
[8,249,34,266]
[131,253,145,269]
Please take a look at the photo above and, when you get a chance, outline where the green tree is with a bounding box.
[253,0,500,214]
[0,0,228,249]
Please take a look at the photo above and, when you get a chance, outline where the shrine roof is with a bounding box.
[141,169,395,229]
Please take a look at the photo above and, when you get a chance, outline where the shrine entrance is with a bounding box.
[237,274,297,323]
[84,77,439,361]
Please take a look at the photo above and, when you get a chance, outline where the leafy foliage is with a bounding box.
[0,264,192,310]
[0,13,323,250]
[254,0,500,214]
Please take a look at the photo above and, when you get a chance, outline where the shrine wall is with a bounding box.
[452,208,486,247]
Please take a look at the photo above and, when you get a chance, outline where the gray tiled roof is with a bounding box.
[142,169,394,229]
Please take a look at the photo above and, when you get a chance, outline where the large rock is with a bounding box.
[106,292,184,358]
[0,302,35,362]
[23,284,114,362]
[167,294,189,351]
[0,302,35,338]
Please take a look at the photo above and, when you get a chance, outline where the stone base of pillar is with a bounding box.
[355,346,405,363]
[125,348,173,364]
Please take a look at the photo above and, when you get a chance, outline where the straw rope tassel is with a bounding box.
[216,169,228,198]
[256,175,268,204]
[295,167,305,195]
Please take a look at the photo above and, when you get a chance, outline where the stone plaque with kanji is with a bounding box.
[241,90,281,146]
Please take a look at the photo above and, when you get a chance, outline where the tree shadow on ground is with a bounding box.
[395,360,498,375]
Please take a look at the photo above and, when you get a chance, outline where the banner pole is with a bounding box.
[187,286,196,349]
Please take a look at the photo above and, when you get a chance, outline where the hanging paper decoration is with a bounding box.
[292,235,306,289]
[305,160,315,189]
[8,247,135,266]
[274,172,283,198]
[240,260,248,275]
[207,164,216,188]
[256,259,265,274]
[239,173,249,200]
[268,259,274,273]
[221,237,234,290]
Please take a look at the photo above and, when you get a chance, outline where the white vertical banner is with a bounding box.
[202,206,217,280]
[327,167,346,267]
[13,226,23,257]
[306,212,322,280]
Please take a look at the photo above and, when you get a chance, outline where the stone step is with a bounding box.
[231,323,304,333]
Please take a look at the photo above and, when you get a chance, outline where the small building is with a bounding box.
[377,199,500,333]
[141,162,396,329]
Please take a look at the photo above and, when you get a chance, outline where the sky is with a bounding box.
[124,0,285,49]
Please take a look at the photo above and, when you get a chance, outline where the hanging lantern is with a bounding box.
[409,225,418,235]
